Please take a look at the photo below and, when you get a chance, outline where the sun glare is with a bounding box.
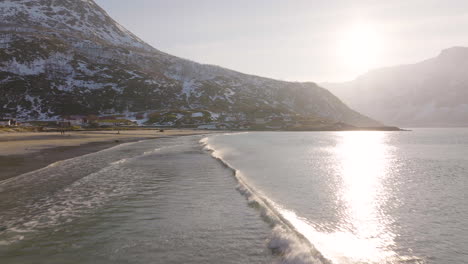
[338,23,385,73]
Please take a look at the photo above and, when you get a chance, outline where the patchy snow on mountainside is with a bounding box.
[0,0,379,127]
[0,0,151,50]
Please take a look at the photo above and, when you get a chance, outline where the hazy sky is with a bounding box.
[95,0,468,82]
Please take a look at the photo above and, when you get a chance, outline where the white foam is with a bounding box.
[0,141,172,245]
[200,135,427,264]
[0,139,143,187]
[200,135,330,264]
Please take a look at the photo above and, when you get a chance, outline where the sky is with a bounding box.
[95,0,468,82]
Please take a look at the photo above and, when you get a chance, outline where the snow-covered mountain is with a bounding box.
[323,47,468,127]
[0,0,151,50]
[0,0,379,127]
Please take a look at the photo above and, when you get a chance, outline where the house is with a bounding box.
[191,112,204,118]
[57,121,72,128]
[254,117,267,125]
[222,112,246,122]
[0,119,11,126]
[224,116,237,122]
[197,124,217,130]
[0,119,17,126]
[270,116,284,122]
[62,115,88,126]
[99,115,121,120]
[266,125,283,129]
[135,113,145,120]
[128,120,139,126]
[238,122,251,130]
[31,121,58,127]
[98,121,117,127]
[216,123,230,130]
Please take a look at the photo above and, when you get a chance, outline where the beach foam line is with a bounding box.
[0,139,147,187]
[0,164,124,245]
[0,140,173,245]
[200,135,426,264]
[0,139,188,235]
[110,144,183,166]
[200,135,332,264]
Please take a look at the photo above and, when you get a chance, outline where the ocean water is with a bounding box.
[1,129,467,263]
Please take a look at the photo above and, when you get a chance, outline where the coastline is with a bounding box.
[0,129,213,182]
[0,127,404,182]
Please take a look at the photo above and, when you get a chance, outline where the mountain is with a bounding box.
[323,47,468,127]
[0,0,379,127]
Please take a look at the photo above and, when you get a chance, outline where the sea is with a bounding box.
[0,129,467,264]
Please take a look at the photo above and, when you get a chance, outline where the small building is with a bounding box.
[223,116,234,122]
[20,122,34,127]
[197,124,217,130]
[99,116,116,120]
[254,118,267,125]
[62,115,88,126]
[217,123,230,130]
[0,120,10,126]
[238,122,251,130]
[191,112,204,118]
[98,121,116,127]
[57,121,72,128]
[0,119,17,126]
[266,125,283,130]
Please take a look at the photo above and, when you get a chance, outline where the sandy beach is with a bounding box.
[0,129,213,181]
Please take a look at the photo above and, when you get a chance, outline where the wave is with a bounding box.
[0,141,175,246]
[200,135,427,264]
[0,158,134,245]
[200,136,331,264]
[0,139,146,187]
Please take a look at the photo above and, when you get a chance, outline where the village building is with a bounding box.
[0,119,17,126]
[61,115,88,126]
[135,113,145,120]
[238,122,251,130]
[197,124,217,130]
[98,121,117,127]
[216,123,230,130]
[191,112,204,118]
[254,117,267,125]
[57,121,72,128]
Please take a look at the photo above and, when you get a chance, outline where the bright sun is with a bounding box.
[338,23,384,73]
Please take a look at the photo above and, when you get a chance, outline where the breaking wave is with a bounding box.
[200,134,427,264]
[200,136,331,264]
[0,141,173,246]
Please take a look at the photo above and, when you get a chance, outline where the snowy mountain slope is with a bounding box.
[0,0,379,127]
[0,0,151,50]
[323,47,468,127]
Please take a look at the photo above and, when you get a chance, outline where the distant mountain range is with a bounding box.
[0,0,379,127]
[323,47,468,127]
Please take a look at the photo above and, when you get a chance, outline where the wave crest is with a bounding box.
[200,136,331,264]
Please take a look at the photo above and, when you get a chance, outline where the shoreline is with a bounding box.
[0,140,121,182]
[0,127,405,182]
[0,129,214,182]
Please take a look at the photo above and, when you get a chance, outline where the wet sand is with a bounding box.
[0,129,213,181]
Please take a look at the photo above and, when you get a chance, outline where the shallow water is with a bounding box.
[1,129,467,263]
[204,129,468,264]
[0,136,275,263]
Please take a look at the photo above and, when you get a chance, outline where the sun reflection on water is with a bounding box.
[286,132,402,263]
[333,131,397,262]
